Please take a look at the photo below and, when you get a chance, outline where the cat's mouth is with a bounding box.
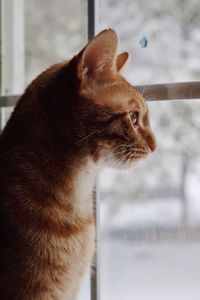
[104,144,150,169]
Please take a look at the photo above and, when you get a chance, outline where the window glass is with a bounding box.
[25,0,87,84]
[100,100,200,300]
[99,0,200,84]
[0,107,14,129]
[99,1,200,299]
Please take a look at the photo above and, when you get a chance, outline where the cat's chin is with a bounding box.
[104,155,149,170]
[100,145,151,170]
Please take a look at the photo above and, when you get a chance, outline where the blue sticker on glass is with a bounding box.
[139,35,148,48]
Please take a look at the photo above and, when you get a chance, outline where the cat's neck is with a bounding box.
[63,157,100,219]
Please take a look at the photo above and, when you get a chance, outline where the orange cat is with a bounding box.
[0,29,156,300]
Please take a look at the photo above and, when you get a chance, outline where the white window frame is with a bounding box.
[0,0,24,95]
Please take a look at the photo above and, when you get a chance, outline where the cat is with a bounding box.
[0,29,156,300]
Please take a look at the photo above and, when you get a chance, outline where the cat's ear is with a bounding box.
[77,29,118,83]
[116,52,129,72]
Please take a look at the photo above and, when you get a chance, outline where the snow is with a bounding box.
[101,239,200,300]
[101,200,183,230]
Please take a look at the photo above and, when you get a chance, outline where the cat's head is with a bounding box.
[68,29,156,168]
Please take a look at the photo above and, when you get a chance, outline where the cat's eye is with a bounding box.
[129,112,138,125]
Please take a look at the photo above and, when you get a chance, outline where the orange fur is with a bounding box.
[0,29,156,299]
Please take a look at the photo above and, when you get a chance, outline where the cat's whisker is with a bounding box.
[143,86,152,98]
[141,85,146,96]
[111,144,126,153]
[138,86,145,97]
[125,153,135,166]
[120,153,131,166]
[122,151,132,162]
[127,151,136,165]
[107,149,127,160]
[128,153,139,163]
[134,146,147,152]
[114,151,131,167]
[107,144,126,160]
[106,144,148,164]
[145,93,157,101]
[92,146,100,161]
[126,146,147,155]
[77,130,97,144]
[138,85,150,98]
[124,149,148,167]
[128,152,135,164]
[95,144,129,162]
[134,150,147,155]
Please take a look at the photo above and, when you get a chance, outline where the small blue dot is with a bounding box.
[140,35,148,48]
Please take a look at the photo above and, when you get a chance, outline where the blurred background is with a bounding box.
[2,0,200,299]
[99,1,200,300]
[25,0,87,84]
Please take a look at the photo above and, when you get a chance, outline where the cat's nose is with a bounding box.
[144,130,157,152]
[146,132,157,153]
[141,128,157,153]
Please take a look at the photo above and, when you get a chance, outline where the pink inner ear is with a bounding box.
[81,29,118,77]
[116,52,129,72]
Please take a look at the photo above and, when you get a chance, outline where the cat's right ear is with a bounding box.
[77,29,118,84]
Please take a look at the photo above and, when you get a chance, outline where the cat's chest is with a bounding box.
[39,221,95,299]
[71,160,98,217]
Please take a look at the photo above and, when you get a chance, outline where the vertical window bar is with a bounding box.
[0,0,24,96]
[0,0,24,130]
[88,1,100,300]
[88,0,98,41]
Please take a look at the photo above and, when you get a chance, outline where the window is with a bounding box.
[25,0,87,85]
[99,1,200,300]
